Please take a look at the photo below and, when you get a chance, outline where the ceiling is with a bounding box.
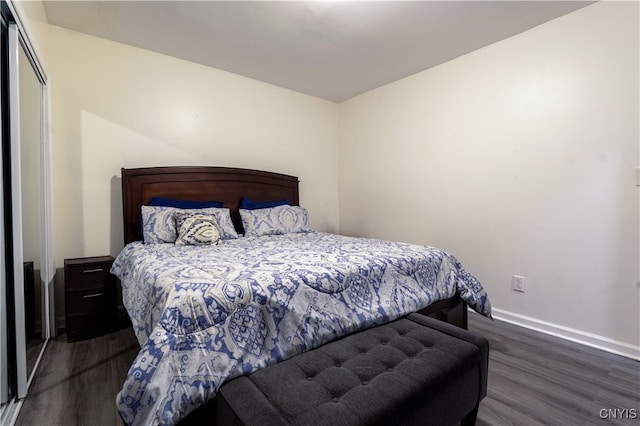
[42,1,594,103]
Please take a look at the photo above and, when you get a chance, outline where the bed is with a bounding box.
[112,166,492,426]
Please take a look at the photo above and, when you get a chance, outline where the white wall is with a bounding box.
[37,25,340,265]
[15,1,639,354]
[339,1,639,353]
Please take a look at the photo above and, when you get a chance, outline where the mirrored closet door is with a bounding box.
[15,24,45,381]
[1,1,51,421]
[1,9,10,410]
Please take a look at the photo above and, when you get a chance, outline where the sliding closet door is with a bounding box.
[1,2,50,415]
[15,24,44,380]
[0,12,9,408]
[7,21,27,399]
[8,18,48,398]
[1,12,19,412]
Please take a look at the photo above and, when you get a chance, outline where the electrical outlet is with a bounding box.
[512,275,525,292]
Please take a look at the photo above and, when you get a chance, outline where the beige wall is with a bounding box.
[39,25,340,265]
[339,1,639,353]
[14,1,640,355]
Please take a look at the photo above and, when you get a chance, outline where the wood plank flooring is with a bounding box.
[14,329,139,426]
[468,315,639,426]
[14,315,639,426]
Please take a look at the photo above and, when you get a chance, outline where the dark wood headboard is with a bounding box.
[121,166,300,244]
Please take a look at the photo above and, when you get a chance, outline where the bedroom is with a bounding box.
[0,0,638,425]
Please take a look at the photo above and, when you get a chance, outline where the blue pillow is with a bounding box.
[149,197,223,209]
[240,196,290,210]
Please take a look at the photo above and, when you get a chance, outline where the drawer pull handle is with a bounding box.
[83,293,103,299]
[82,268,104,274]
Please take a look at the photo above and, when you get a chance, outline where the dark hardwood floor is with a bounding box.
[469,315,639,426]
[14,315,639,426]
[15,329,139,426]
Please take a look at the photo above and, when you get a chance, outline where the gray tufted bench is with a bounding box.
[202,313,489,426]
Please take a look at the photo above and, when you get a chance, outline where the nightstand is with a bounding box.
[64,256,117,342]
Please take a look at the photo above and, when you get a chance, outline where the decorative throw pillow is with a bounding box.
[240,205,310,237]
[174,214,221,246]
[141,206,238,244]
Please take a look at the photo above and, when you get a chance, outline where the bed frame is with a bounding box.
[121,166,299,244]
[120,166,467,328]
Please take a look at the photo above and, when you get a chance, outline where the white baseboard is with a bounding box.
[472,307,640,361]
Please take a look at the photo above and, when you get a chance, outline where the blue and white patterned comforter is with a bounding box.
[111,232,491,425]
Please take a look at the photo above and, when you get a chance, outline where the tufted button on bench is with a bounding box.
[203,313,488,426]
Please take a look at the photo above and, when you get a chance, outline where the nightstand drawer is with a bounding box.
[66,289,110,316]
[64,256,114,290]
[64,255,117,342]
